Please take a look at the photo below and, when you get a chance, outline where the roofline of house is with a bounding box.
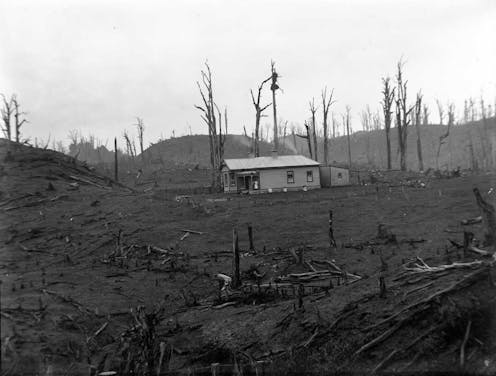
[223,164,321,172]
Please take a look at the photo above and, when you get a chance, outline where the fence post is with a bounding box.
[248,223,255,253]
[114,137,118,182]
[232,227,241,288]
[329,210,337,248]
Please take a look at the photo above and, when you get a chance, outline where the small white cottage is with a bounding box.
[221,154,321,193]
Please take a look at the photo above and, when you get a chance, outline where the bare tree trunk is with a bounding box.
[12,96,27,143]
[1,95,13,141]
[395,60,413,172]
[270,61,280,151]
[195,62,226,190]
[250,76,272,157]
[381,78,395,170]
[114,137,118,182]
[414,93,424,172]
[296,122,313,159]
[135,117,145,164]
[322,88,335,166]
[344,106,352,169]
[309,98,318,161]
[232,227,241,288]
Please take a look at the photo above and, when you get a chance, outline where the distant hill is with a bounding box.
[143,134,290,168]
[143,118,496,171]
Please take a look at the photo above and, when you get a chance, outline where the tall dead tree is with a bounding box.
[135,117,145,163]
[343,105,352,169]
[11,96,28,143]
[479,97,493,169]
[1,94,13,141]
[332,113,337,138]
[309,98,318,161]
[114,137,118,182]
[123,130,135,159]
[436,100,444,126]
[436,106,452,170]
[321,87,335,166]
[296,121,313,159]
[422,104,429,126]
[395,61,414,172]
[195,62,226,188]
[447,103,455,170]
[270,61,280,151]
[414,92,424,171]
[381,77,395,170]
[360,106,373,165]
[250,77,272,157]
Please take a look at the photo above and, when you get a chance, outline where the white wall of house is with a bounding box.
[259,166,320,190]
[329,166,349,186]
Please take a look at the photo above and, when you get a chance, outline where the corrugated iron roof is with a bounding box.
[223,155,320,171]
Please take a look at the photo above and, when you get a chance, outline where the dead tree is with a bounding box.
[435,106,452,170]
[195,62,226,188]
[381,77,395,170]
[321,87,335,166]
[395,60,414,172]
[436,99,444,126]
[360,106,373,165]
[270,61,280,151]
[11,96,28,143]
[309,98,318,161]
[422,104,429,126]
[1,94,13,140]
[479,97,493,169]
[114,137,118,182]
[123,130,135,159]
[135,117,145,163]
[296,121,313,159]
[413,92,424,171]
[232,227,241,288]
[250,76,272,157]
[343,106,352,169]
[332,113,337,138]
[447,103,455,169]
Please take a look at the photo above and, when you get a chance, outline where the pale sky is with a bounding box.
[1,0,495,147]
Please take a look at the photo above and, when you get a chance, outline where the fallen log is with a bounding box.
[180,229,204,235]
[371,325,441,374]
[366,267,487,331]
[460,320,472,368]
[68,175,110,190]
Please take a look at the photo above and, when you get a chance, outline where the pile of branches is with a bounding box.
[347,256,496,374]
[91,305,172,376]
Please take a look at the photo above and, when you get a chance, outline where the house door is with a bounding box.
[244,176,252,190]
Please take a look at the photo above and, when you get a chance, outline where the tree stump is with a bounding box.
[232,227,241,288]
[329,210,337,248]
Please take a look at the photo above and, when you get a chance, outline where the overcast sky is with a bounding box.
[1,0,495,147]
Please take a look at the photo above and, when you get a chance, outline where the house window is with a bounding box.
[287,170,294,184]
[229,172,236,187]
[307,170,313,182]
[337,172,343,179]
[223,173,228,186]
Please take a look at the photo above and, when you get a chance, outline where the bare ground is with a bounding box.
[2,139,496,375]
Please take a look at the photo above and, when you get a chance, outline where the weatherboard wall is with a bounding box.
[259,166,320,191]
